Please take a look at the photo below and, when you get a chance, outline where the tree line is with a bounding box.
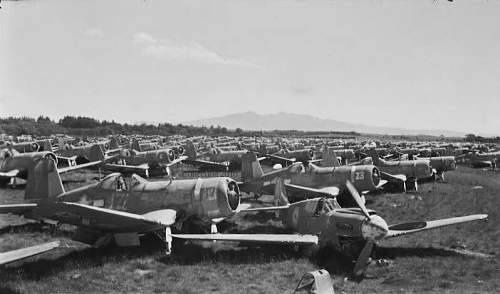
[0,115,359,138]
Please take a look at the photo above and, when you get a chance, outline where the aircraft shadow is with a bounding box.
[0,236,163,282]
[0,222,73,238]
[0,286,21,294]
[374,245,480,259]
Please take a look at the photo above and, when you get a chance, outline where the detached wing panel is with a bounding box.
[0,241,60,265]
[387,214,487,238]
[171,233,318,245]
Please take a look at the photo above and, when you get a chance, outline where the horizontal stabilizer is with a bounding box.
[171,233,318,245]
[0,241,60,265]
[0,169,20,178]
[387,214,488,238]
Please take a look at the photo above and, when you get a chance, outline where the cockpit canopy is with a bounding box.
[99,173,128,191]
[303,197,341,216]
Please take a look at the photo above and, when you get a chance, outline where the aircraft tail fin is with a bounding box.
[89,145,105,162]
[184,140,198,160]
[109,137,119,150]
[25,158,65,200]
[131,139,141,152]
[58,138,66,150]
[259,144,267,155]
[241,152,264,182]
[274,177,289,206]
[366,149,380,166]
[322,149,340,167]
[39,139,53,152]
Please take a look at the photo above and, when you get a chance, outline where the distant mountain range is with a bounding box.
[184,111,468,137]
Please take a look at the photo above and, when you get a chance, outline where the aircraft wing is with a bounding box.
[105,148,122,156]
[285,183,340,197]
[386,214,488,238]
[103,163,150,171]
[0,203,37,215]
[240,205,290,212]
[58,161,102,174]
[0,169,20,178]
[171,233,319,245]
[0,241,60,266]
[48,202,175,232]
[185,159,229,169]
[380,171,407,182]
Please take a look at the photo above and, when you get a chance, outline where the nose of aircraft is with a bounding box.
[361,215,388,241]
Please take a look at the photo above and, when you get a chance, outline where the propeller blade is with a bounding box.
[352,240,374,277]
[345,180,371,219]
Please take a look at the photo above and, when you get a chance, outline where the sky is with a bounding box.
[1,0,499,135]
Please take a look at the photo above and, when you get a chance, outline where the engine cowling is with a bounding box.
[193,177,241,219]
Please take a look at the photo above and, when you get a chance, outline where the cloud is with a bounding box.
[133,32,262,69]
[82,28,104,38]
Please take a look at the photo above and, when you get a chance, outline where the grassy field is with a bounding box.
[0,167,499,293]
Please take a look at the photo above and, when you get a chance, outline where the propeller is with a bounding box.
[371,168,381,187]
[345,180,370,219]
[226,181,241,211]
[167,150,175,162]
[352,240,374,277]
[345,180,389,277]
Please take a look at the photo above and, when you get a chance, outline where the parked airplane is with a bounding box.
[240,150,385,205]
[172,178,487,277]
[355,149,433,191]
[0,148,101,186]
[184,140,248,170]
[0,158,249,255]
[103,147,187,177]
[456,150,500,169]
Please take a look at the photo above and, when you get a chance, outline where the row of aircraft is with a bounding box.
[0,134,490,278]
